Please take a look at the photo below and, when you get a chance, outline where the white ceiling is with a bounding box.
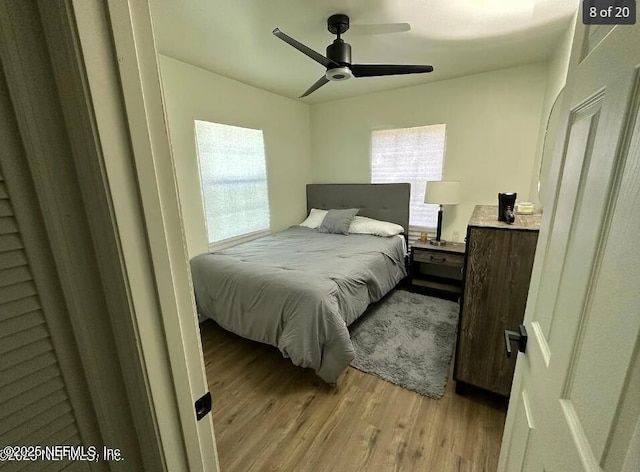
[151,0,579,103]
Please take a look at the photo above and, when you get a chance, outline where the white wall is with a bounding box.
[310,63,547,242]
[159,55,311,257]
[528,14,577,206]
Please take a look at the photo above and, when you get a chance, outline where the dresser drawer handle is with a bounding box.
[430,256,446,263]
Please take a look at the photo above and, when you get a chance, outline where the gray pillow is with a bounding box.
[318,208,359,235]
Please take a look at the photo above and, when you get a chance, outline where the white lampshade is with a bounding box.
[424,180,461,205]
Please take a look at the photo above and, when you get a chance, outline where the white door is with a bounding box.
[498,20,640,472]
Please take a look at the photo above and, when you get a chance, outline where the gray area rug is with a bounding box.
[349,290,459,399]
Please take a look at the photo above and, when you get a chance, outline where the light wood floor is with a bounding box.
[201,320,507,472]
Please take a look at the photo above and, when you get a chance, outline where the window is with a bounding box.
[194,120,270,247]
[371,124,446,230]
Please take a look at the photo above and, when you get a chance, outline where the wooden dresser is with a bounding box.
[454,205,541,396]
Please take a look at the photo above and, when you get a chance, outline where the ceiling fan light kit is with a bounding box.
[273,13,434,98]
[326,67,353,81]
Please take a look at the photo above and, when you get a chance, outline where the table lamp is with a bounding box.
[424,180,461,246]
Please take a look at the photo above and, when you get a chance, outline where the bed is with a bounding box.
[191,183,410,384]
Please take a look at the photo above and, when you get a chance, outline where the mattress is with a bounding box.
[190,226,407,384]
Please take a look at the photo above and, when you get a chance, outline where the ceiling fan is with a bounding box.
[273,14,433,98]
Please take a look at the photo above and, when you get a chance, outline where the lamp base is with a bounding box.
[429,239,448,246]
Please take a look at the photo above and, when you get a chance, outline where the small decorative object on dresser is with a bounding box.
[498,192,517,224]
[410,240,465,299]
[454,204,541,396]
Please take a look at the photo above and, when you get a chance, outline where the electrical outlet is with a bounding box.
[452,231,460,242]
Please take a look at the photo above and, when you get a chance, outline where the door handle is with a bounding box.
[504,325,528,358]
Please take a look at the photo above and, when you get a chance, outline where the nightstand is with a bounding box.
[410,241,465,299]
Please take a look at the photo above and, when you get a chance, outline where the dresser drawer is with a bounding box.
[413,249,464,267]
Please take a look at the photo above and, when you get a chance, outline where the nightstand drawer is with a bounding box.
[413,250,464,267]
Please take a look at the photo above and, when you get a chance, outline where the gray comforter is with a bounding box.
[191,226,406,384]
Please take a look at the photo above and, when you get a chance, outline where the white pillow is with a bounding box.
[299,208,328,229]
[349,216,404,237]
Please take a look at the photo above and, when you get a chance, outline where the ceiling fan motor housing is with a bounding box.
[325,39,353,81]
[326,39,351,65]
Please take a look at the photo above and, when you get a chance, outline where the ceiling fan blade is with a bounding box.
[350,64,434,77]
[349,23,411,35]
[300,75,330,98]
[273,28,339,69]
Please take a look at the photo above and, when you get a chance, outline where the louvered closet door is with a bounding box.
[0,158,92,469]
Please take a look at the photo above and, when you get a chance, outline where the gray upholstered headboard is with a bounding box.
[306,183,411,236]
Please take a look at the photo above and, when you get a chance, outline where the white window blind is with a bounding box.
[195,120,270,246]
[371,124,446,229]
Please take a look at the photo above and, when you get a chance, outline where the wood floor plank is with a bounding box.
[200,320,507,472]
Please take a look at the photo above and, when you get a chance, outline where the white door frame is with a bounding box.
[73,0,220,470]
[100,0,220,469]
[1,1,219,470]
